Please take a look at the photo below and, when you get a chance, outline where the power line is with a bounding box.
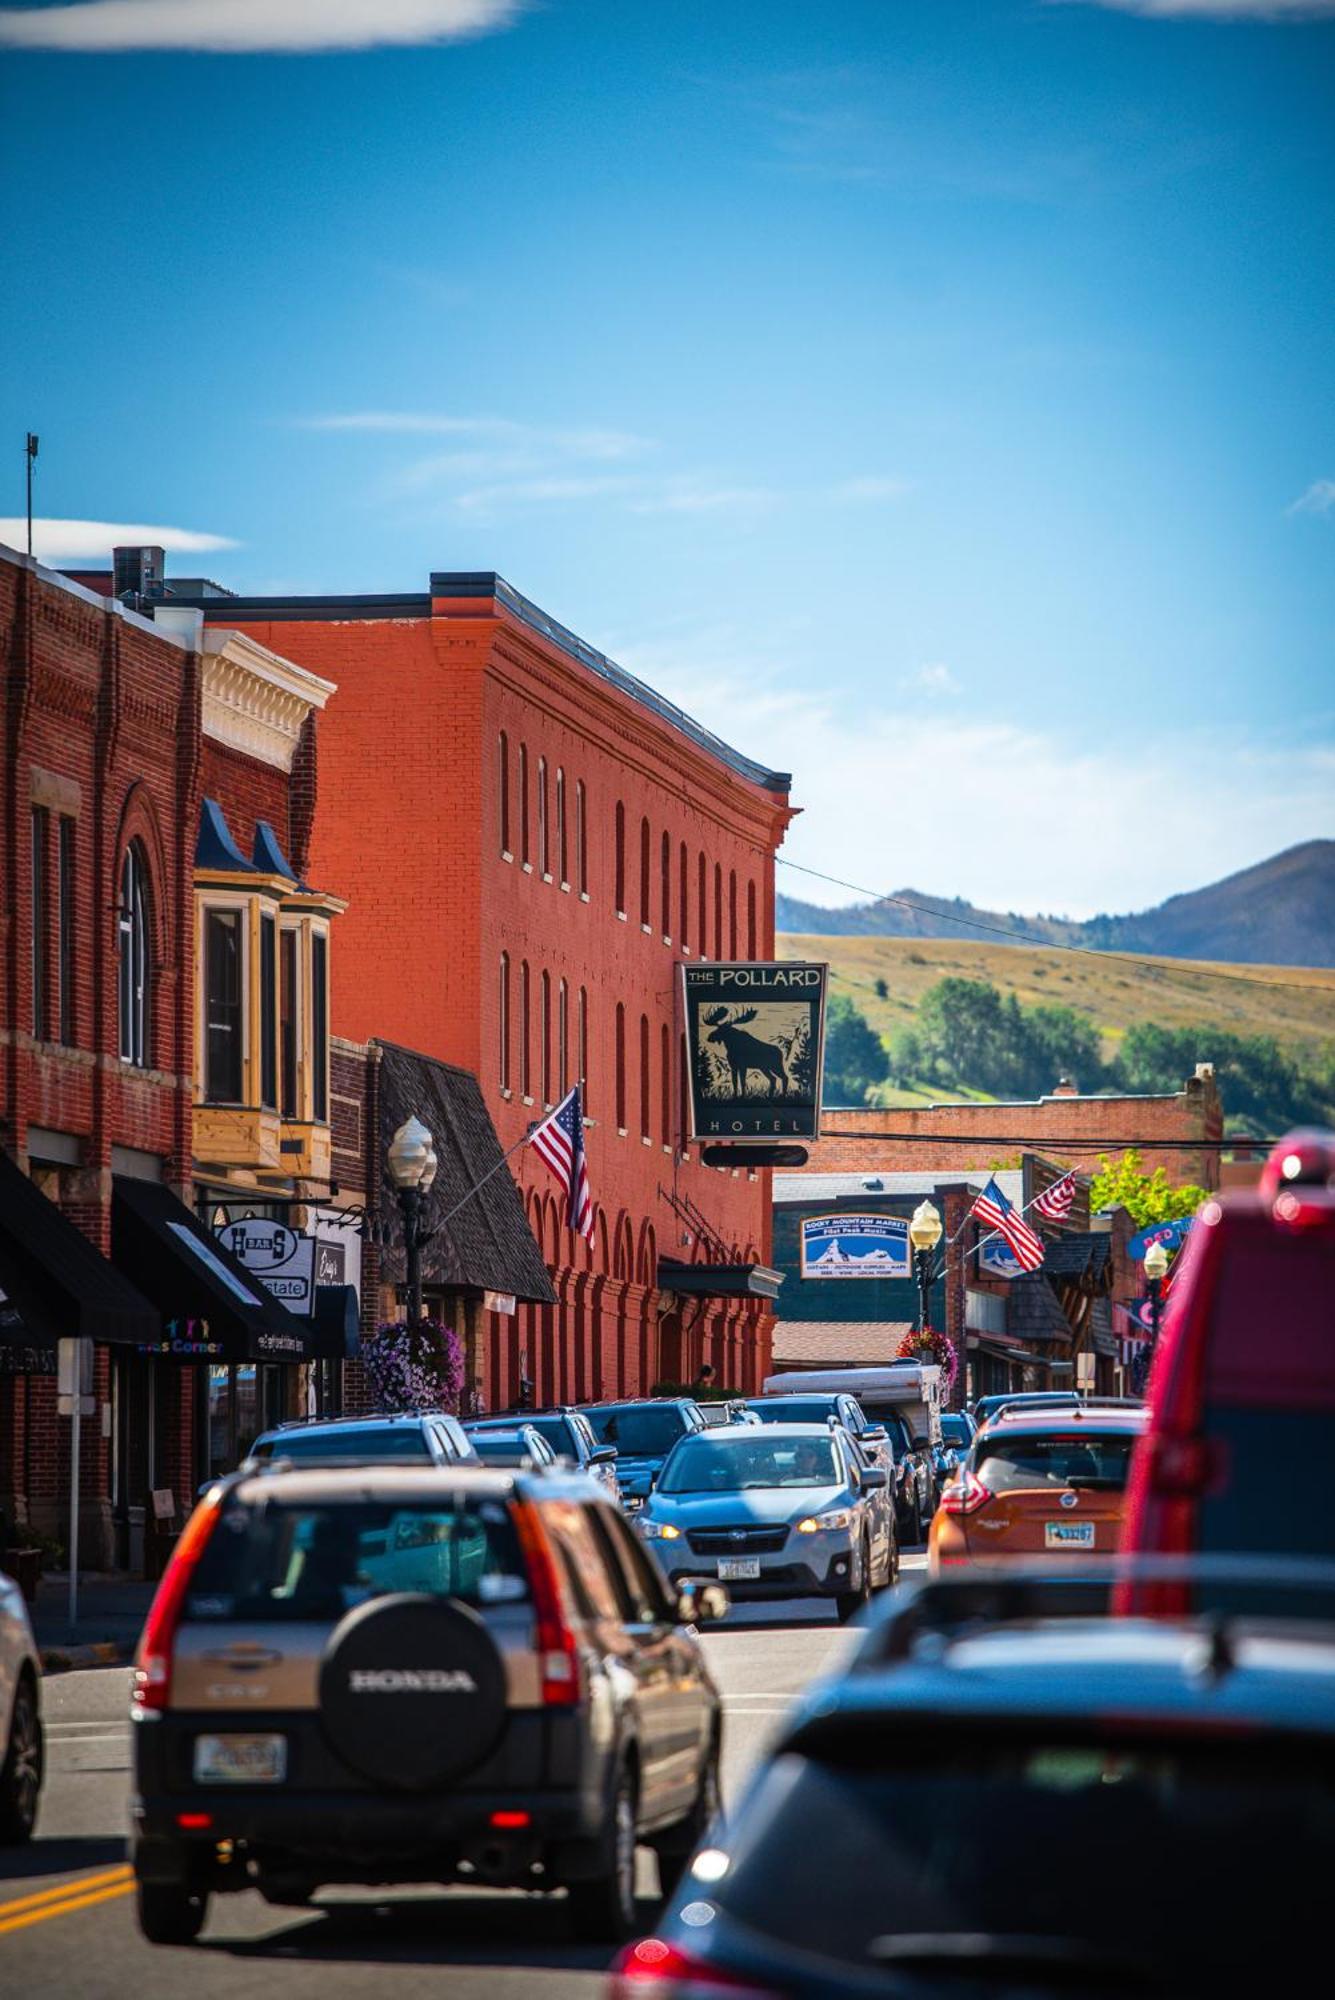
[777,856,1328,999]
[811,1129,1258,1152]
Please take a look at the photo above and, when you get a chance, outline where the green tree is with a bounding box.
[823,994,890,1105]
[1088,1150,1208,1228]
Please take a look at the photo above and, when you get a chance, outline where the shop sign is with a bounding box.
[217,1218,315,1312]
[681,961,827,1142]
[800,1214,910,1279]
[978,1235,1027,1279]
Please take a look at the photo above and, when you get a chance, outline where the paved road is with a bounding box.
[0,1561,926,1997]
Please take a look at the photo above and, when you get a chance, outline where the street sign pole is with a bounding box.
[68,1390,80,1629]
[58,1337,94,1630]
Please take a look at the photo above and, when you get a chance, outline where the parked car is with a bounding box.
[745,1391,892,1469]
[245,1412,479,1470]
[579,1398,707,1509]
[760,1369,938,1543]
[0,1569,42,1842]
[463,1422,559,1469]
[636,1422,894,1621]
[472,1407,621,1503]
[930,1402,1148,1572]
[129,1461,726,1946]
[973,1389,1090,1427]
[1121,1128,1335,1618]
[615,1568,1335,1997]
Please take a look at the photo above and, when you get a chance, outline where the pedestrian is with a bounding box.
[695,1360,716,1395]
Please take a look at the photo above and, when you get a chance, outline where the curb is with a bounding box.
[40,1640,133,1675]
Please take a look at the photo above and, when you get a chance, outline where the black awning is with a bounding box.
[0,1152,158,1347]
[310,1284,361,1361]
[112,1177,312,1363]
[659,1259,784,1301]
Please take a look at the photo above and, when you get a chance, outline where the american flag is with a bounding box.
[528,1086,595,1241]
[971,1177,1045,1272]
[1032,1171,1076,1222]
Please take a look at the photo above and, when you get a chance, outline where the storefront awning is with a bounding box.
[0,1152,158,1348]
[112,1177,312,1363]
[659,1259,784,1301]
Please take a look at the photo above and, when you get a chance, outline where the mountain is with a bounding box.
[776,841,1335,968]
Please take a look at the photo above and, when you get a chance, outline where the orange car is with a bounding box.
[929,1402,1148,1571]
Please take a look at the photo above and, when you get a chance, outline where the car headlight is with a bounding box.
[795,1508,854,1534]
[639,1520,680,1540]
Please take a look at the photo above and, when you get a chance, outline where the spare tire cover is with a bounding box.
[318,1593,507,1790]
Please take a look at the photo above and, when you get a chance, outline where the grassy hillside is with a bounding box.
[779,932,1335,1105]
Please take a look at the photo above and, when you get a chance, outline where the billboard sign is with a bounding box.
[800,1214,911,1280]
[681,961,827,1142]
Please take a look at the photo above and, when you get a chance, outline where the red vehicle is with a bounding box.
[1120,1129,1335,1615]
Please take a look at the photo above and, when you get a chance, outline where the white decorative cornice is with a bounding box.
[200,630,336,771]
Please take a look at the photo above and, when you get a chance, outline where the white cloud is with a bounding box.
[1052,1,1335,18]
[1,518,237,559]
[453,476,637,514]
[614,628,1335,920]
[0,0,522,52]
[299,413,649,460]
[827,475,909,503]
[1289,479,1335,516]
[629,482,779,516]
[902,662,960,697]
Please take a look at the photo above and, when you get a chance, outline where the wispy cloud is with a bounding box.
[1,518,237,559]
[1289,479,1335,516]
[828,475,909,503]
[629,481,779,516]
[0,0,524,53]
[615,627,1335,919]
[453,476,638,514]
[297,412,651,460]
[1052,1,1335,18]
[901,662,960,697]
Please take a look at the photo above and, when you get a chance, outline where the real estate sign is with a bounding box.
[681,961,828,1142]
[800,1214,911,1280]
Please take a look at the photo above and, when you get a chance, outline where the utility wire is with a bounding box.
[777,856,1328,999]
[812,1130,1256,1151]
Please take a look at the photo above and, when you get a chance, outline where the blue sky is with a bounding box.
[2,0,1332,920]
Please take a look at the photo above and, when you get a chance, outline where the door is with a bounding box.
[596,1504,709,1828]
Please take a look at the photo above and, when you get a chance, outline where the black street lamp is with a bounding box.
[908,1198,944,1335]
[387,1115,438,1327]
[1143,1238,1170,1350]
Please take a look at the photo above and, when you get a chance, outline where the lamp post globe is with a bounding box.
[388,1115,435,1327]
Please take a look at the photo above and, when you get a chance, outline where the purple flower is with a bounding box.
[363,1320,466,1413]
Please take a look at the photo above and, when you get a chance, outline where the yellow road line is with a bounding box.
[0,1867,133,1935]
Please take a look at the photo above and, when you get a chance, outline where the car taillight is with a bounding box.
[132,1491,223,1712]
[511,1502,581,1707]
[609,1936,786,1997]
[941,1468,992,1517]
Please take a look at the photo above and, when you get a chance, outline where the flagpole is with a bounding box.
[434,1080,587,1232]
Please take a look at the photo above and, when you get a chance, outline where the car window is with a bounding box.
[524,1415,578,1457]
[593,1506,673,1625]
[659,1436,841,1494]
[836,1438,863,1485]
[974,1431,1137,1492]
[710,1739,1335,1981]
[940,1414,972,1447]
[440,1417,474,1459]
[539,1498,623,1623]
[185,1497,529,1620]
[255,1427,431,1462]
[752,1400,833,1426]
[583,1405,689,1454]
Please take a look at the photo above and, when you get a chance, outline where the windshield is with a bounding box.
[469,1433,536,1463]
[584,1406,688,1455]
[752,1400,836,1426]
[975,1432,1137,1492]
[521,1415,577,1455]
[186,1497,529,1620]
[660,1436,840,1495]
[711,1740,1335,1980]
[939,1414,972,1446]
[251,1428,430,1463]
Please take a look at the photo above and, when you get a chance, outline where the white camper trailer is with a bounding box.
[762,1361,944,1448]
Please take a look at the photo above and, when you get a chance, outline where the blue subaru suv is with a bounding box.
[577,1398,705,1509]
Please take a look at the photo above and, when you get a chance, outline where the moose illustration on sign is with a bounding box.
[703,1006,789,1097]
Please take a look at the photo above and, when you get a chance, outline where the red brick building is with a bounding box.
[177,572,796,1405]
[805,1068,1223,1192]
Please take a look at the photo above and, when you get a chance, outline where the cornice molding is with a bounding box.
[201,631,336,772]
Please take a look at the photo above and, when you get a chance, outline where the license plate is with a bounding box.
[193,1733,287,1785]
[717,1558,760,1580]
[1045,1522,1095,1549]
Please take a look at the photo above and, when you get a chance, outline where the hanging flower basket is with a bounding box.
[897,1324,959,1395]
[361,1320,465,1413]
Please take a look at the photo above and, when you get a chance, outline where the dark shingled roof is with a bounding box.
[376,1042,555,1306]
[1041,1234,1112,1285]
[1006,1274,1075,1346]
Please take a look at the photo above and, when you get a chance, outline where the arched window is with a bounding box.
[729,869,738,957]
[661,831,671,939]
[558,978,569,1095]
[537,758,549,877]
[540,969,552,1103]
[660,1022,671,1148]
[747,879,757,957]
[639,1013,651,1141]
[520,960,531,1097]
[576,780,588,896]
[578,986,590,1111]
[615,1003,626,1130]
[556,767,567,885]
[714,863,723,960]
[498,732,511,857]
[639,818,651,929]
[679,841,689,950]
[499,952,511,1089]
[615,802,626,914]
[118,842,150,1068]
[519,744,531,867]
[697,853,707,958]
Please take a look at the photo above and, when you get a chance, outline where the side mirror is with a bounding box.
[859,1466,888,1489]
[589,1445,617,1465]
[859,1426,889,1445]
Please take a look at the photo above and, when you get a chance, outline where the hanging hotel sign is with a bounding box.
[217,1218,315,1314]
[800,1214,910,1279]
[681,961,828,1142]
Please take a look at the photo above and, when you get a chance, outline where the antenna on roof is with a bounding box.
[24,433,38,557]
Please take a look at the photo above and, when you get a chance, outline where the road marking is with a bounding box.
[0,1866,133,1936]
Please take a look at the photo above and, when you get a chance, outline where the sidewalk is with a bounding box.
[30,1573,153,1674]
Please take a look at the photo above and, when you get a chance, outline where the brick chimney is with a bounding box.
[1051,1075,1079,1097]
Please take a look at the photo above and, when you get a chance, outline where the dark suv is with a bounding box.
[578,1398,706,1508]
[246,1412,478,1468]
[129,1463,725,1945]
